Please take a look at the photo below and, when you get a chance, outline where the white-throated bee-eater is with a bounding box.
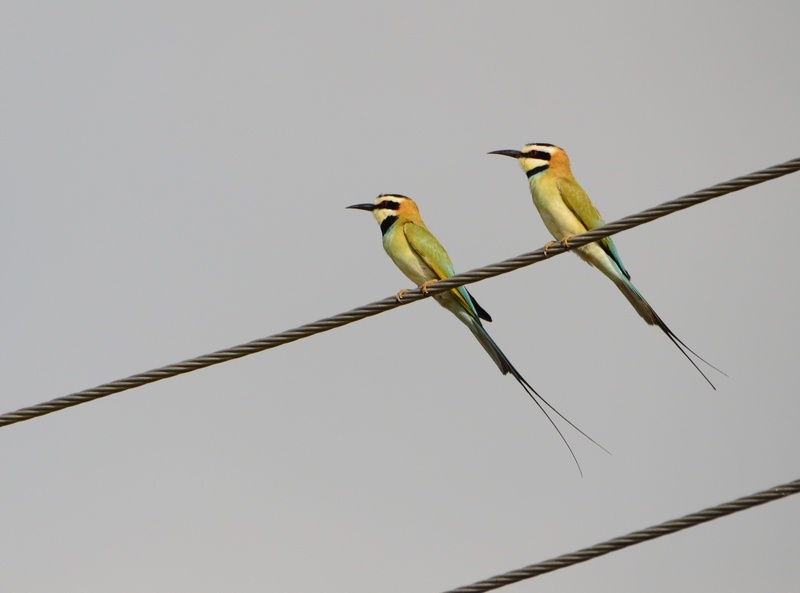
[348,194,606,473]
[490,143,721,388]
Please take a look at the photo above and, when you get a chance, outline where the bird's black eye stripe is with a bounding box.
[523,150,552,161]
[378,200,401,210]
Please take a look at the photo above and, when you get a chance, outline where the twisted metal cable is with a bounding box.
[441,476,800,593]
[1,157,798,429]
[426,156,800,291]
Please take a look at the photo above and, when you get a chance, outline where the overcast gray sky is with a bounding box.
[2,2,799,592]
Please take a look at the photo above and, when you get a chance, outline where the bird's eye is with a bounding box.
[375,199,401,211]
[524,150,550,161]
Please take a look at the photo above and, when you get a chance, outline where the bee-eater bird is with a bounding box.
[348,194,606,472]
[489,143,721,388]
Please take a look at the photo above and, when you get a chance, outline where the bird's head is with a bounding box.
[489,143,571,179]
[347,194,421,235]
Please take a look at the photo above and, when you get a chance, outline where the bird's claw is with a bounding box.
[544,235,576,256]
[397,281,436,302]
[420,279,438,294]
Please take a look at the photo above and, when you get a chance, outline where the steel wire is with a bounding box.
[1,157,798,429]
[441,477,800,592]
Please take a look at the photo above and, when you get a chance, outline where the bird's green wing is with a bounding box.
[403,221,456,279]
[557,177,604,230]
[557,177,631,279]
[403,222,484,319]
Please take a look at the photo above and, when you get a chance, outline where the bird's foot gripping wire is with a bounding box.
[544,234,577,256]
[397,279,438,302]
[420,279,438,294]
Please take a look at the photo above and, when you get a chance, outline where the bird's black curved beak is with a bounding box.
[347,203,376,211]
[488,149,524,158]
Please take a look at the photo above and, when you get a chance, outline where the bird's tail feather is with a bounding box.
[614,277,726,389]
[463,316,610,474]
[613,276,658,325]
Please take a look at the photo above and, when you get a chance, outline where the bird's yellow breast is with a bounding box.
[382,221,437,286]
[529,175,588,239]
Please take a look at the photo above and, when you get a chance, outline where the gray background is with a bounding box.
[2,2,798,592]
